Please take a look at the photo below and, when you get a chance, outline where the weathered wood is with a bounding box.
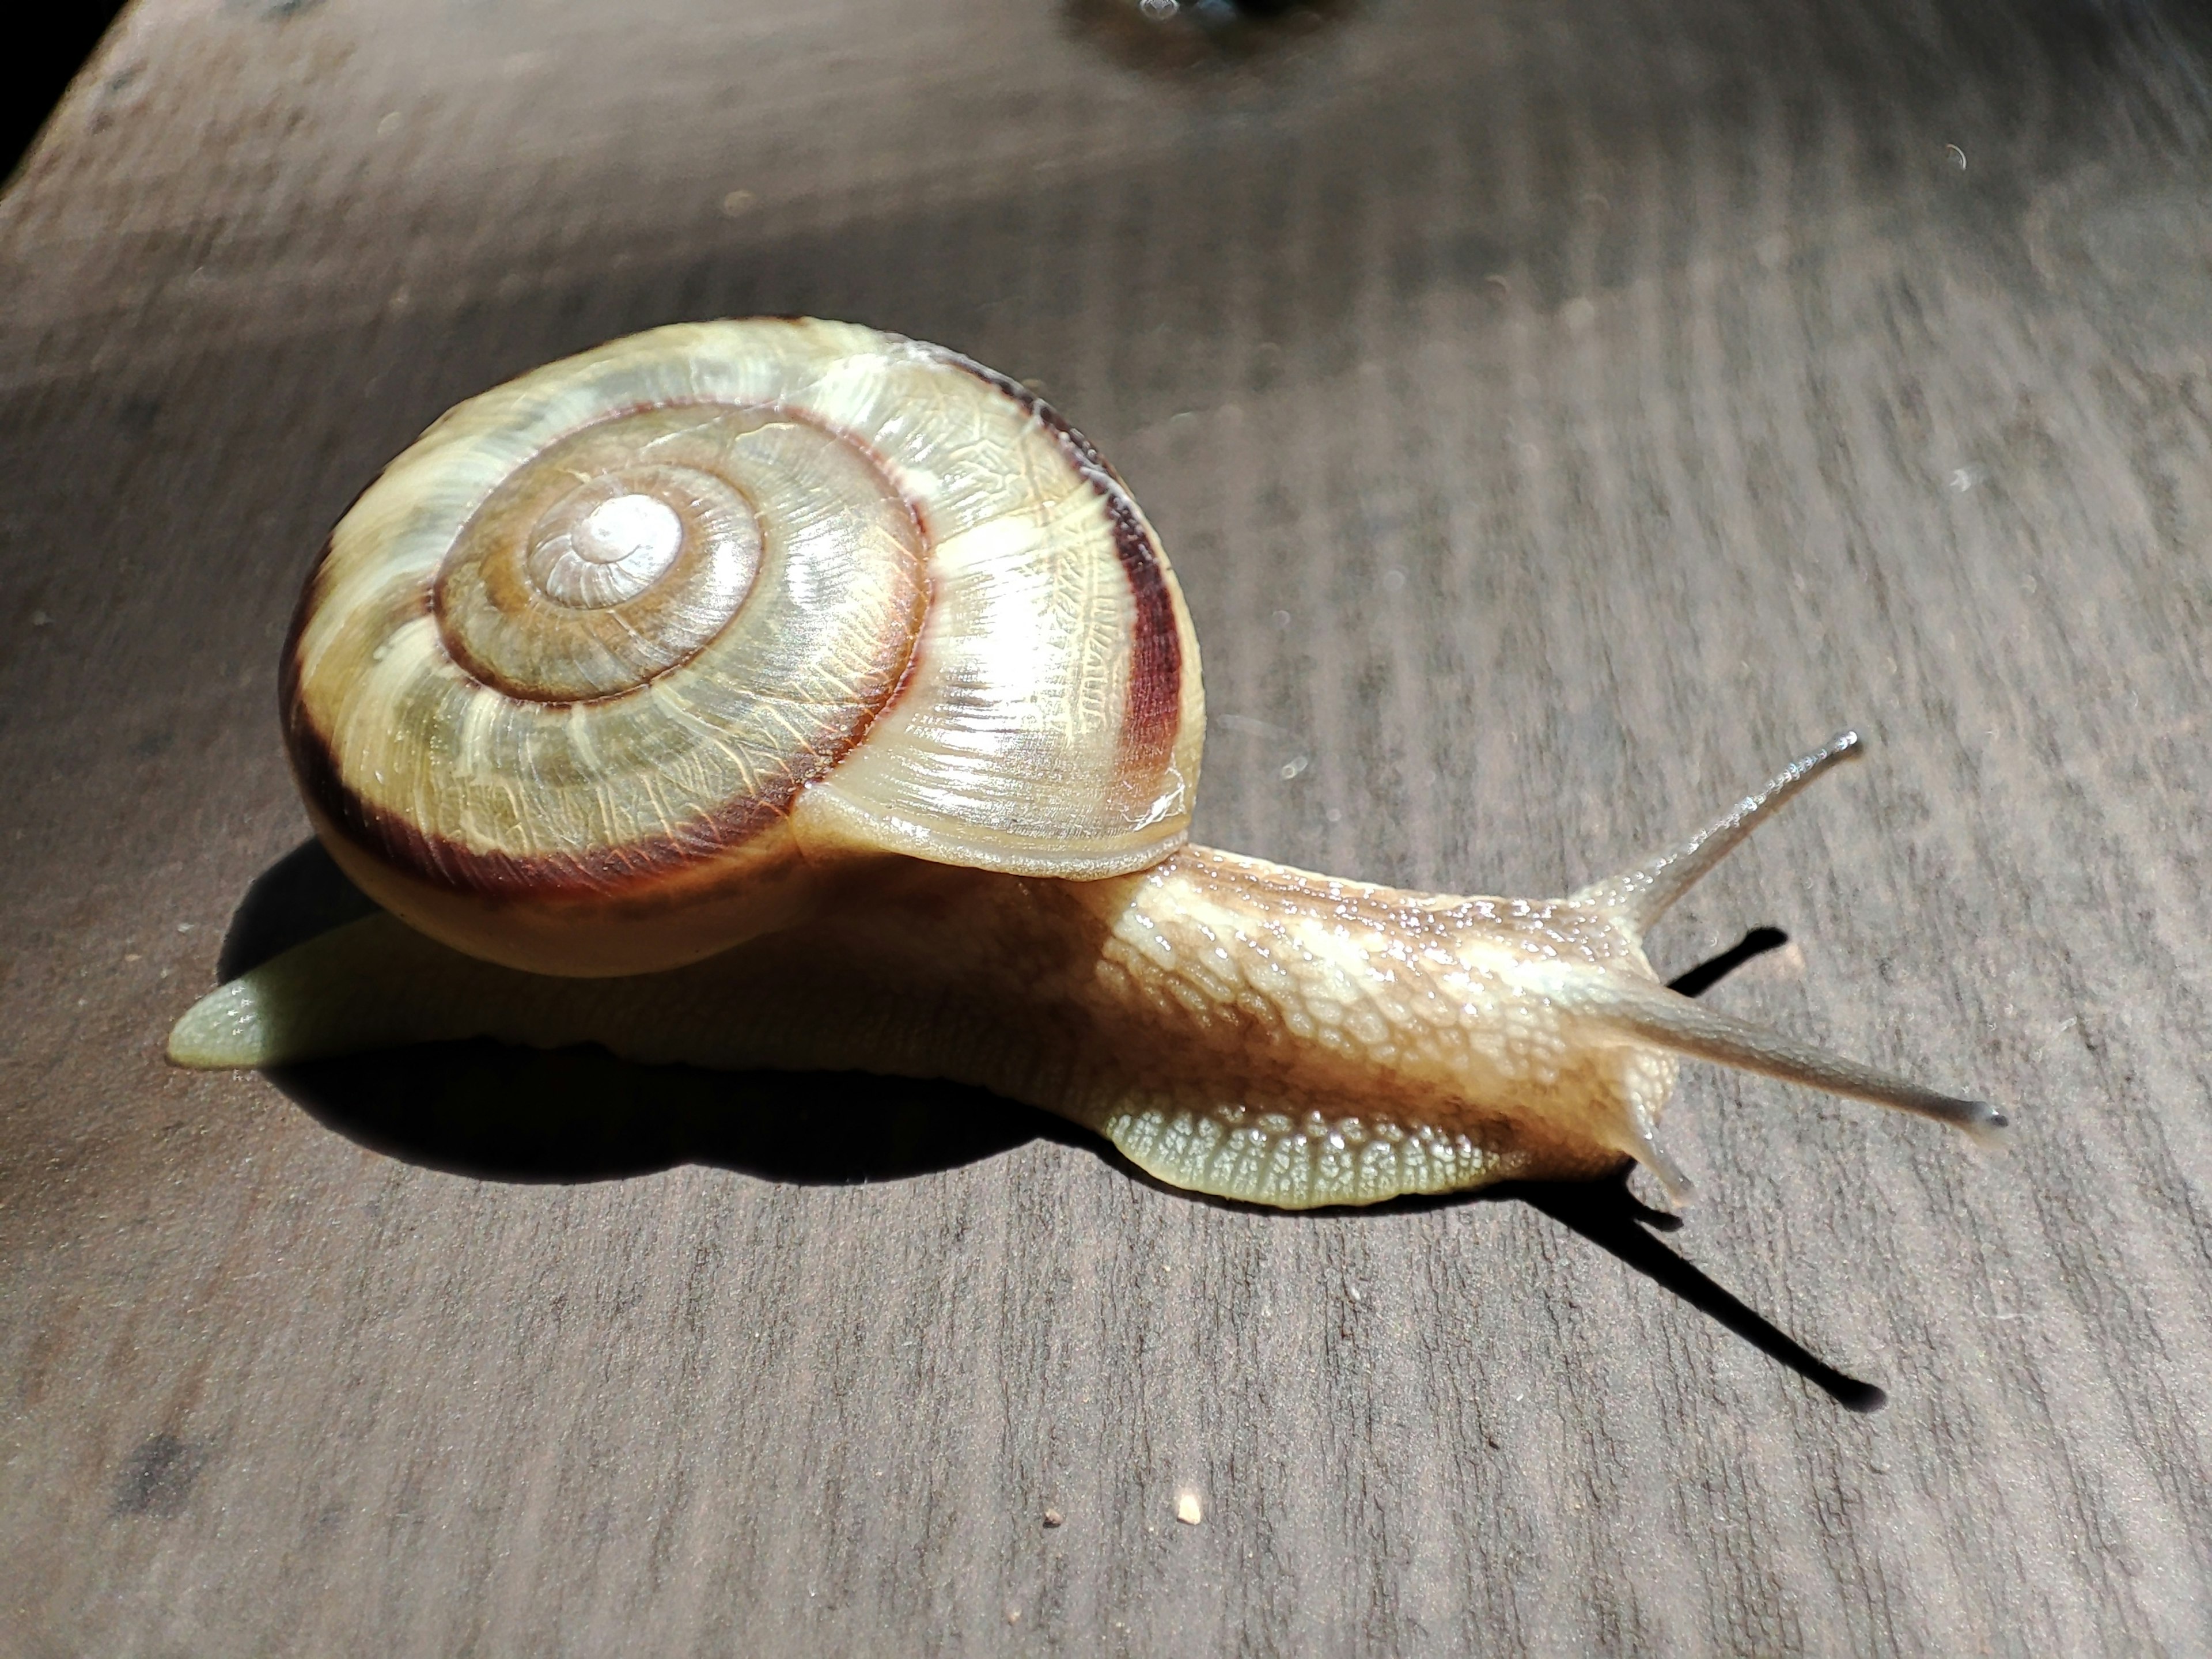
[4,0,2210,1650]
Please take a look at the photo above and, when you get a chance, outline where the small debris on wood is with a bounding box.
[1042,1508,1063,1528]
[1175,1491,1203,1525]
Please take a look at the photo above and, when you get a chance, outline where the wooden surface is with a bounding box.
[5,0,2212,1650]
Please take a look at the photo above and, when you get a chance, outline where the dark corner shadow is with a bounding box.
[218,843,1878,1406]
[217,840,1075,1186]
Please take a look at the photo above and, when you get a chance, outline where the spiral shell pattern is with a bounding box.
[283,319,1204,973]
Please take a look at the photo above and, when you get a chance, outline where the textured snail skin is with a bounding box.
[168,320,2005,1206]
[172,734,2005,1207]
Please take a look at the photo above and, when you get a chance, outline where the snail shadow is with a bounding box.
[222,842,1877,1407]
[1400,1166,1884,1412]
[219,841,1078,1185]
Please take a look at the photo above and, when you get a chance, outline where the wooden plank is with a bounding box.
[4,0,2210,1650]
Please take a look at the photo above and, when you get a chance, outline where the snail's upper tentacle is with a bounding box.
[1569,729,1863,940]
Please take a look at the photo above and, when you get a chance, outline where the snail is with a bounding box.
[167,317,2006,1209]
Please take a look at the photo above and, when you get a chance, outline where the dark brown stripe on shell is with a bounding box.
[937,351,1185,791]
[285,694,794,901]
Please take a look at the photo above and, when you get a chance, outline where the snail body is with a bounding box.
[170,320,2004,1206]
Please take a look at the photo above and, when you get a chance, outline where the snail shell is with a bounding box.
[286,319,1202,975]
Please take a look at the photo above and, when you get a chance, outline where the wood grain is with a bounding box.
[5,0,2211,1651]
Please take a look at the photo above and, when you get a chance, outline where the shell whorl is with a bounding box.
[284,319,1205,975]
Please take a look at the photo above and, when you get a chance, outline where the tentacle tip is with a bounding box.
[1956,1101,2012,1151]
[1631,1145,1697,1211]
